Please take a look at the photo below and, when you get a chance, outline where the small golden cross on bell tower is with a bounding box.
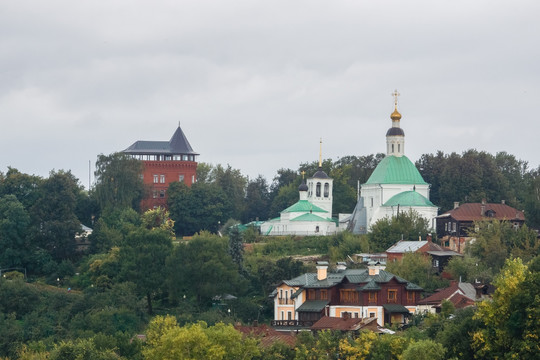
[391,89,400,107]
[301,170,306,179]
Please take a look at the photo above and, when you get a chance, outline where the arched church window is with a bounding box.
[392,144,395,153]
[316,182,321,197]
[324,183,329,197]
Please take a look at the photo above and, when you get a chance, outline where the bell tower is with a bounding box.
[306,139,333,215]
[386,89,405,157]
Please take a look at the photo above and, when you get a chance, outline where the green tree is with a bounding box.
[401,339,446,360]
[243,175,270,222]
[0,195,31,268]
[473,257,540,359]
[196,162,214,183]
[141,207,175,236]
[369,210,431,252]
[385,252,447,293]
[294,330,343,360]
[268,182,299,219]
[0,168,43,209]
[330,165,357,215]
[143,316,259,360]
[166,233,247,306]
[524,166,540,227]
[212,164,247,221]
[93,152,144,212]
[49,338,125,360]
[31,170,83,261]
[0,313,23,358]
[468,220,539,273]
[436,307,482,360]
[228,226,244,272]
[269,168,298,198]
[445,255,492,284]
[253,257,307,296]
[117,228,173,313]
[167,181,230,236]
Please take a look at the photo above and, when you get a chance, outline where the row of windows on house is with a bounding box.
[151,174,195,184]
[129,154,197,161]
[279,288,415,304]
[444,222,458,233]
[307,182,331,198]
[278,310,377,321]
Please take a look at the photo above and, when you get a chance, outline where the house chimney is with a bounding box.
[454,202,459,209]
[368,263,385,275]
[501,200,505,205]
[481,204,486,216]
[316,261,329,281]
[427,233,432,243]
[336,262,347,271]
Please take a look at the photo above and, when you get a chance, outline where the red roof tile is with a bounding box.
[311,316,379,332]
[419,282,476,305]
[441,203,524,222]
[234,324,296,348]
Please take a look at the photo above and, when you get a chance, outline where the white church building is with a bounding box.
[260,144,339,236]
[348,91,438,234]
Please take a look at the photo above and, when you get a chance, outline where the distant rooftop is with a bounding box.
[123,125,198,156]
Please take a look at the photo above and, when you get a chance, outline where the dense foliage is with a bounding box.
[1,148,540,359]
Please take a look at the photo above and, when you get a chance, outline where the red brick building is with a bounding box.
[123,125,198,210]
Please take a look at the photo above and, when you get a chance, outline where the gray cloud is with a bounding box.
[1,1,539,188]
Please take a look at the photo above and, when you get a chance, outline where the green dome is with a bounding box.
[383,191,436,207]
[365,156,427,185]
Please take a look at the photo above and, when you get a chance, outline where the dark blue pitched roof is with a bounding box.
[123,126,198,155]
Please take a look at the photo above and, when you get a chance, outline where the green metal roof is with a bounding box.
[296,300,329,313]
[405,282,423,291]
[383,304,411,313]
[291,213,335,223]
[358,279,381,291]
[365,155,427,185]
[383,191,436,207]
[282,200,327,214]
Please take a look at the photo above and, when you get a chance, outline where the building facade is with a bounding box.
[348,92,438,234]
[260,142,339,236]
[123,125,198,210]
[436,200,525,253]
[271,262,422,329]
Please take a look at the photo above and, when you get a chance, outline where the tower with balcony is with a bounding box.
[123,124,198,210]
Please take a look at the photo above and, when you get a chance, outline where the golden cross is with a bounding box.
[301,170,306,179]
[391,89,400,106]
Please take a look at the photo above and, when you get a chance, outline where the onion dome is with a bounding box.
[312,167,330,179]
[298,180,308,192]
[391,108,402,121]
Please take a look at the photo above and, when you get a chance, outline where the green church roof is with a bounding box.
[282,200,327,214]
[291,213,335,223]
[383,191,436,207]
[365,155,427,185]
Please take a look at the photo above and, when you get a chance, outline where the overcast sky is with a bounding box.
[1,1,539,189]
